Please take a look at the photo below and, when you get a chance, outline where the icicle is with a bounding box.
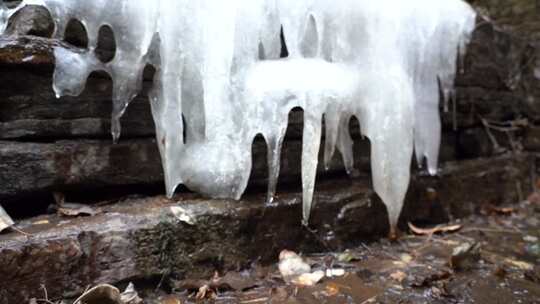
[265,122,288,204]
[301,111,323,225]
[337,115,355,175]
[0,0,477,233]
[323,104,340,170]
[0,1,8,33]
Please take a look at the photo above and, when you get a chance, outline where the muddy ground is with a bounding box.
[27,193,539,304]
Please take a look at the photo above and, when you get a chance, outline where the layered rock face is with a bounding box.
[0,0,536,206]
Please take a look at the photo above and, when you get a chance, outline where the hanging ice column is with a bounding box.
[0,0,476,234]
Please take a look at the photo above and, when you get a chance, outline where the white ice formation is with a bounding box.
[0,0,476,231]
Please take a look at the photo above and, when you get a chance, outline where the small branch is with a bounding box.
[10,225,32,237]
[461,227,522,235]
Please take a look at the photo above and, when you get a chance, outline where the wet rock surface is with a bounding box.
[0,154,533,303]
[2,180,538,304]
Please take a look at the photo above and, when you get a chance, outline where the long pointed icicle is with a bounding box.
[301,112,323,225]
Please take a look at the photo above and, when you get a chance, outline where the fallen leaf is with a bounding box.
[400,253,413,264]
[504,258,534,271]
[450,242,481,271]
[523,235,538,243]
[196,285,214,300]
[33,219,50,225]
[279,250,311,281]
[325,268,346,277]
[410,269,452,287]
[120,282,142,304]
[0,205,14,233]
[58,203,99,217]
[336,250,358,263]
[73,284,121,304]
[291,270,325,286]
[54,192,99,217]
[170,206,197,225]
[429,287,443,299]
[324,283,340,296]
[482,204,516,216]
[159,295,182,304]
[390,271,407,283]
[408,222,462,236]
[492,207,515,215]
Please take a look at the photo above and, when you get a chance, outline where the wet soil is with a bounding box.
[110,196,540,304]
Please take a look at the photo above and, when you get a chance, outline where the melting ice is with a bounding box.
[0,0,476,232]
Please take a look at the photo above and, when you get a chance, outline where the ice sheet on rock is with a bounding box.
[1,0,477,230]
[20,0,160,142]
[0,1,7,33]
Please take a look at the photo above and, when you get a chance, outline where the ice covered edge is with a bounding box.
[0,0,477,232]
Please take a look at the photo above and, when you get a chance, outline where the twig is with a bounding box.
[240,297,269,304]
[461,227,523,234]
[40,284,48,301]
[36,285,56,304]
[360,242,373,255]
[480,117,503,152]
[360,295,377,304]
[10,225,32,237]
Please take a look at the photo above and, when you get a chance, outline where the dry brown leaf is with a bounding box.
[400,253,413,264]
[73,284,121,304]
[54,192,99,217]
[482,204,516,216]
[290,270,325,287]
[408,222,462,236]
[58,203,99,217]
[325,283,340,296]
[491,207,516,215]
[196,285,212,300]
[120,282,142,304]
[170,206,197,225]
[504,258,534,271]
[159,295,183,304]
[450,243,481,271]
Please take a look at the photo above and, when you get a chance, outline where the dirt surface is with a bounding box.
[33,193,538,304]
[154,199,540,304]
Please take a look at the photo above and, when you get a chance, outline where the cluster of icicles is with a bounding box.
[1,0,476,232]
